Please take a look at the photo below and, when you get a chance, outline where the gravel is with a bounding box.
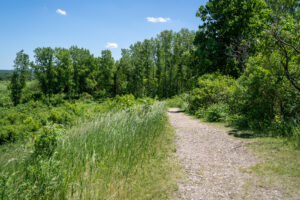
[168,108,285,200]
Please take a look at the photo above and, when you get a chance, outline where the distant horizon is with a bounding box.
[0,0,204,70]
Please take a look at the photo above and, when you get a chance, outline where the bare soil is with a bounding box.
[168,108,287,200]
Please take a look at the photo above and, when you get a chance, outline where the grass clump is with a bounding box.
[0,102,180,200]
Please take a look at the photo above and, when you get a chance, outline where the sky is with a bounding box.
[0,0,206,70]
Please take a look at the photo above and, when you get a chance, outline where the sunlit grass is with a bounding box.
[247,138,300,197]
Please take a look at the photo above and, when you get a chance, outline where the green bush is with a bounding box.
[48,109,74,125]
[187,73,235,114]
[23,117,40,132]
[204,104,229,122]
[195,108,205,118]
[33,125,61,158]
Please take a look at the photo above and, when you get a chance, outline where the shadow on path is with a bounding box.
[228,129,256,139]
[168,110,185,113]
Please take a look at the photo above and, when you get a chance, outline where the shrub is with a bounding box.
[187,73,235,114]
[195,108,205,118]
[33,124,62,158]
[204,104,229,122]
[23,117,40,132]
[48,109,74,125]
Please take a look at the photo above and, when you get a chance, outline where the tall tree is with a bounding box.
[98,50,115,96]
[154,40,164,98]
[54,48,74,97]
[70,46,96,96]
[9,50,30,106]
[32,47,55,97]
[194,0,269,77]
[142,39,154,96]
[118,49,133,95]
[130,42,145,97]
[158,30,173,97]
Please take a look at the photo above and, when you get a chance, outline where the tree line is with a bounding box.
[0,70,13,81]
[9,29,196,105]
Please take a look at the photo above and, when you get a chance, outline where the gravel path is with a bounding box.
[168,108,284,200]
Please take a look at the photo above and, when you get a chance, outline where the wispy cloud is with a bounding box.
[56,9,67,16]
[146,17,171,23]
[106,42,118,49]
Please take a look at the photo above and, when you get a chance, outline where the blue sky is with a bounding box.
[0,0,206,69]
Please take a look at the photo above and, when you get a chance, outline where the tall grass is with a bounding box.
[0,102,179,199]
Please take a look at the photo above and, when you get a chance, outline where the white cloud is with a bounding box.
[105,42,118,49]
[56,9,67,16]
[146,17,171,23]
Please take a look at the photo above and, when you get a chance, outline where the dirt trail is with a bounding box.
[168,108,284,200]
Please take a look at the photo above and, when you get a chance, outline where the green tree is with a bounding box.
[117,49,133,95]
[54,48,75,98]
[32,47,56,97]
[154,40,164,98]
[70,46,96,96]
[263,0,300,91]
[9,50,30,105]
[266,0,299,19]
[194,0,269,77]
[141,39,154,96]
[158,30,173,97]
[130,42,145,97]
[97,50,115,97]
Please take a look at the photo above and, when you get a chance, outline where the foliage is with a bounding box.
[0,81,12,107]
[0,99,99,144]
[96,94,155,113]
[230,52,300,134]
[203,104,229,122]
[194,0,269,77]
[32,124,62,158]
[263,15,300,91]
[187,73,235,114]
[9,50,30,106]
